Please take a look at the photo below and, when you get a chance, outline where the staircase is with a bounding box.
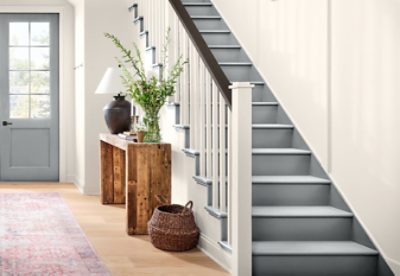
[130,0,394,275]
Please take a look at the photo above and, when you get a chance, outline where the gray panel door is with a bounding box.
[0,13,59,181]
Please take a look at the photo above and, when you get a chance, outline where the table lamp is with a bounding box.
[95,67,131,134]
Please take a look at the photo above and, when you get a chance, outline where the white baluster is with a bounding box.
[205,72,212,178]
[199,61,206,176]
[212,81,219,208]
[219,94,227,212]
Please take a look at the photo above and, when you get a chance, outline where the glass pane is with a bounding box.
[9,71,30,94]
[9,22,29,46]
[31,71,50,94]
[31,47,49,70]
[9,47,29,70]
[10,95,29,119]
[31,22,50,46]
[31,95,50,119]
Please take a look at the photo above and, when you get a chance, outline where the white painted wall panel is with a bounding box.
[72,0,135,194]
[331,0,400,269]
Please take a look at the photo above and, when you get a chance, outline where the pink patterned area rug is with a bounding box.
[0,192,110,275]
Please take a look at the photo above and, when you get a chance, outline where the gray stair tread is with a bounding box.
[253,241,378,256]
[253,124,294,129]
[252,102,278,106]
[191,16,221,19]
[199,30,230,33]
[252,206,353,218]
[252,175,331,184]
[219,62,252,66]
[183,2,213,6]
[252,148,311,155]
[209,45,241,49]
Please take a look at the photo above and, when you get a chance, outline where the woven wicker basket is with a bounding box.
[148,201,200,252]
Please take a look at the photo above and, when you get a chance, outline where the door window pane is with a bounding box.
[7,21,52,120]
[10,95,30,119]
[9,71,30,94]
[31,23,50,46]
[9,47,29,70]
[31,47,49,70]
[31,71,50,94]
[31,95,50,118]
[9,22,29,46]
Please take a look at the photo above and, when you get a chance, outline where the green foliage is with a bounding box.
[105,30,186,142]
[104,31,186,112]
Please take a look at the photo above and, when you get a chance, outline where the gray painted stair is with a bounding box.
[179,0,394,275]
[131,1,394,275]
[253,241,379,276]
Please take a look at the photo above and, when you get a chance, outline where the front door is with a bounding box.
[0,13,59,181]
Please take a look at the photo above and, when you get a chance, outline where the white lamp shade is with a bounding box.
[95,67,125,95]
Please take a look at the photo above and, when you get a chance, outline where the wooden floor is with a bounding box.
[0,183,228,276]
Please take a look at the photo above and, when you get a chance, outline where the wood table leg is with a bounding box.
[126,146,137,235]
[113,147,126,204]
[100,141,114,204]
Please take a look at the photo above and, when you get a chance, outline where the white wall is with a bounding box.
[212,0,400,272]
[330,0,400,272]
[71,0,136,194]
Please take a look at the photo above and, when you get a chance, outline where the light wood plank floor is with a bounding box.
[0,183,228,276]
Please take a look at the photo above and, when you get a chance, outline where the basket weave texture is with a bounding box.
[148,201,200,252]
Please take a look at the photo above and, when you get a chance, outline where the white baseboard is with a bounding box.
[72,177,84,194]
[198,233,231,273]
[64,174,76,183]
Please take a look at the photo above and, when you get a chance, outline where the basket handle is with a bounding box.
[155,194,169,205]
[182,201,193,214]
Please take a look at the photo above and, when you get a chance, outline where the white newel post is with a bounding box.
[230,82,253,276]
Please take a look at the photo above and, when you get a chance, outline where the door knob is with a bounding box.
[2,121,13,126]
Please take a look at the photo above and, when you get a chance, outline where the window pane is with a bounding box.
[31,47,49,70]
[31,71,50,94]
[31,22,50,46]
[9,22,29,46]
[9,71,30,94]
[31,95,50,119]
[9,47,29,70]
[10,95,29,119]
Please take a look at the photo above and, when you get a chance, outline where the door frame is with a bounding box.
[0,5,74,182]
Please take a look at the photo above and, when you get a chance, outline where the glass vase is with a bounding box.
[143,108,161,143]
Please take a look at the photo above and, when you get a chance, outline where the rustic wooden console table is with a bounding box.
[99,133,171,235]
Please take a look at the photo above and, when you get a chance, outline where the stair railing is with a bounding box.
[133,1,252,274]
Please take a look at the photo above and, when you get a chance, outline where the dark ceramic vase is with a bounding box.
[104,95,131,134]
